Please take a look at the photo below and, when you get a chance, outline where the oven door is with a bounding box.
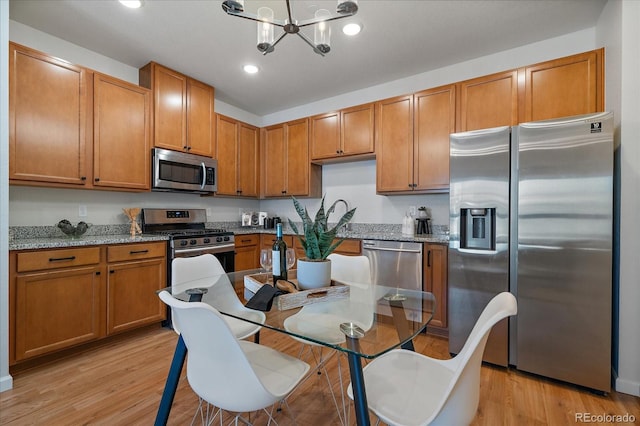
[172,244,235,273]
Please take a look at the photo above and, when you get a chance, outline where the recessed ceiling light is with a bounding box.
[243,64,259,74]
[342,23,361,36]
[119,0,143,9]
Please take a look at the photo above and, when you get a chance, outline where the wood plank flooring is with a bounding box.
[1,325,638,425]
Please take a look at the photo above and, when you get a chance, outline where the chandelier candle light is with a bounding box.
[222,0,358,56]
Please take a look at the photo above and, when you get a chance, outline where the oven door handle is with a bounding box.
[174,245,235,255]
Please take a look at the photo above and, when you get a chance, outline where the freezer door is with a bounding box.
[449,126,511,366]
[515,112,613,392]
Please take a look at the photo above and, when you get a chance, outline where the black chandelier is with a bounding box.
[222,0,359,56]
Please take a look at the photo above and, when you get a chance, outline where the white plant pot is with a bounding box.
[296,258,331,290]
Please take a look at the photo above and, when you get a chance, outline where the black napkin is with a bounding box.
[245,284,283,311]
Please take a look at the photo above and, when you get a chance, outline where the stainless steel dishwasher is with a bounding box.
[362,240,423,322]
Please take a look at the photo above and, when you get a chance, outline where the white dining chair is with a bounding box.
[283,253,376,425]
[159,291,310,425]
[172,254,265,340]
[347,291,517,426]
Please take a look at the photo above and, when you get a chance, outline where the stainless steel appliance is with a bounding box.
[449,112,613,393]
[362,240,423,322]
[141,208,235,276]
[152,148,217,194]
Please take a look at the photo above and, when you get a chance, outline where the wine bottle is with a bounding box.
[272,223,288,285]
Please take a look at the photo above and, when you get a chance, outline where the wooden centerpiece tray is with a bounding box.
[244,269,349,311]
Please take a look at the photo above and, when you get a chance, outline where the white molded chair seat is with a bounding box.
[159,291,310,422]
[172,254,265,340]
[283,254,375,344]
[347,292,517,426]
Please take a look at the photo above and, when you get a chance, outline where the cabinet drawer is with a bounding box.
[335,239,361,255]
[235,234,259,248]
[107,242,166,262]
[17,247,101,272]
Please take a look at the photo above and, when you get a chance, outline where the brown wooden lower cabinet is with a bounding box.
[235,234,260,271]
[259,234,361,264]
[9,242,167,366]
[424,243,448,336]
[106,242,166,335]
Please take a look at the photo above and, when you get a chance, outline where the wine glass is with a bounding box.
[286,248,296,270]
[260,249,272,273]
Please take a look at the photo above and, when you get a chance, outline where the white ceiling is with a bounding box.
[9,0,607,116]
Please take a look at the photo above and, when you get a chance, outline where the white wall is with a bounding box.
[597,0,640,397]
[1,0,13,393]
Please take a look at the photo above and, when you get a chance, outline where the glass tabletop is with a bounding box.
[161,268,436,359]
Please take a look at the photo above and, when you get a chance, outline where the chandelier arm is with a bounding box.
[263,31,288,55]
[296,12,357,28]
[223,10,286,27]
[296,32,325,57]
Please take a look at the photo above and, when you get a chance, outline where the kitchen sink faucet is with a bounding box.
[334,199,351,232]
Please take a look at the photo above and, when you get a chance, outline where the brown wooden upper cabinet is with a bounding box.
[139,62,215,157]
[456,70,518,132]
[376,85,455,194]
[215,114,259,197]
[262,118,322,198]
[9,42,151,192]
[93,73,151,190]
[310,102,375,163]
[520,49,603,123]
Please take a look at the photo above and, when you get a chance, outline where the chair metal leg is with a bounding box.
[155,335,188,426]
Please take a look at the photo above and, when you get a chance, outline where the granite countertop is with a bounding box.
[9,222,449,251]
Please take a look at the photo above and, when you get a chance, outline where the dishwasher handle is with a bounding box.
[362,245,422,254]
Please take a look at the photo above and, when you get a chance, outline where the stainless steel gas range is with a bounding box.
[141,208,235,277]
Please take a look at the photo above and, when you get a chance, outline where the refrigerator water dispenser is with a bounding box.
[460,208,495,250]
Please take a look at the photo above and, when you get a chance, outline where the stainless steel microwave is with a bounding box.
[152,148,217,194]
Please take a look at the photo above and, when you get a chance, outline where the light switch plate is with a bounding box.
[78,205,87,217]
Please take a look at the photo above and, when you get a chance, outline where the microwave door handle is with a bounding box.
[200,162,206,190]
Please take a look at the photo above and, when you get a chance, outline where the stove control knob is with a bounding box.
[203,238,211,244]
[223,236,230,242]
[190,239,197,245]
[180,240,188,247]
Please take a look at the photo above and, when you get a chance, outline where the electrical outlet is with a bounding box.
[409,206,417,217]
[78,205,87,217]
[206,208,212,219]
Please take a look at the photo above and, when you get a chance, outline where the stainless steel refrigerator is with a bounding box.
[448,112,613,393]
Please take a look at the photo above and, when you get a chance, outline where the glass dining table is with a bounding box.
[155,268,436,426]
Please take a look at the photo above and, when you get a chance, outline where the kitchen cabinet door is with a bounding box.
[341,102,375,157]
[15,266,105,361]
[457,70,518,132]
[263,119,321,198]
[376,95,414,193]
[237,122,259,197]
[106,242,166,335]
[9,42,89,186]
[216,114,239,196]
[235,234,260,271]
[263,124,287,197]
[285,118,311,196]
[93,73,151,190]
[414,85,455,192]
[424,243,448,335]
[521,49,603,122]
[310,111,340,161]
[149,63,187,152]
[140,62,215,156]
[186,78,215,157]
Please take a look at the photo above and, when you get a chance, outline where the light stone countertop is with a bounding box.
[9,222,449,251]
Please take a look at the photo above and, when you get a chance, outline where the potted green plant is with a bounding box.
[289,196,356,289]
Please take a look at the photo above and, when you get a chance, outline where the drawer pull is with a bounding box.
[49,256,76,262]
[129,249,149,255]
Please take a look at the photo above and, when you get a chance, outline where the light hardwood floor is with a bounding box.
[1,325,638,425]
